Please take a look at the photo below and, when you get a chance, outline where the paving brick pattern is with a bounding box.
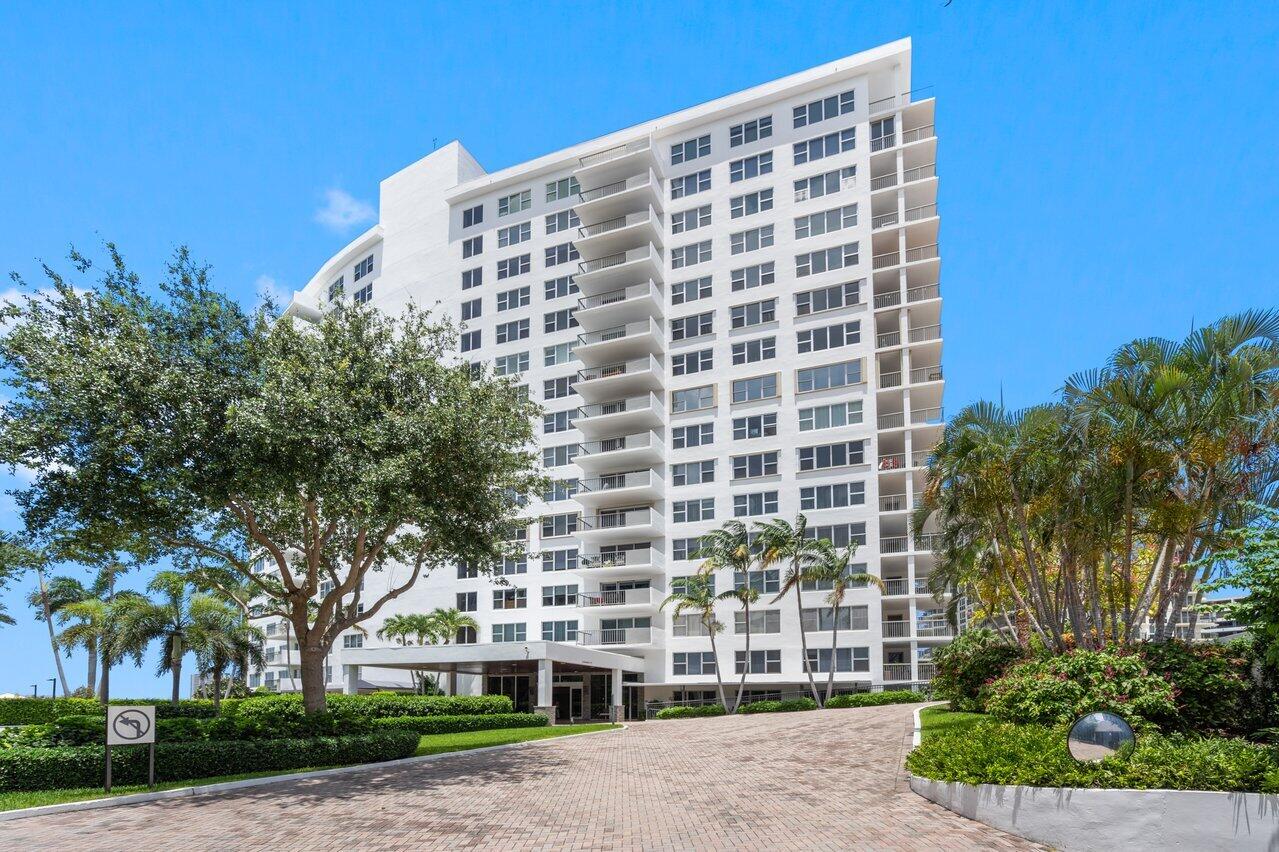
[5,703,1040,851]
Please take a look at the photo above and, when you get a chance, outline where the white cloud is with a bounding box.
[255,274,292,310]
[314,188,375,234]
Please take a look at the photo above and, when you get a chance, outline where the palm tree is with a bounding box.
[24,565,85,696]
[376,613,418,646]
[188,594,265,712]
[660,575,729,712]
[756,515,827,705]
[717,586,758,712]
[806,541,884,705]
[114,570,198,705]
[423,608,476,694]
[695,520,757,713]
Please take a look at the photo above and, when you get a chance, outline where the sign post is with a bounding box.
[105,705,157,792]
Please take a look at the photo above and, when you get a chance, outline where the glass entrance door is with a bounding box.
[487,674,532,712]
[551,685,582,722]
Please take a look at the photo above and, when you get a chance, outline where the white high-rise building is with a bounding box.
[255,37,948,721]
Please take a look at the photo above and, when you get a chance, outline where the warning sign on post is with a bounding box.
[106,705,156,746]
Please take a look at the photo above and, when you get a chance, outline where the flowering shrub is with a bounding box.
[1137,640,1253,734]
[929,629,1026,712]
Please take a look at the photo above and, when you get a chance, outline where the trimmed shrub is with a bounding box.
[371,713,548,735]
[825,690,925,709]
[906,718,1279,793]
[1137,639,1253,735]
[984,649,1176,730]
[0,730,420,792]
[654,705,726,720]
[0,698,102,726]
[107,699,218,719]
[929,628,1026,712]
[739,697,819,714]
[224,693,512,723]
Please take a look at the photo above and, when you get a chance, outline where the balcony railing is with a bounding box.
[577,626,656,646]
[578,587,656,608]
[884,578,908,595]
[907,283,940,302]
[578,138,652,169]
[578,393,661,422]
[872,250,900,269]
[869,133,897,152]
[873,289,902,309]
[578,172,654,204]
[917,621,953,638]
[905,203,937,222]
[904,163,937,184]
[911,450,932,468]
[879,493,908,512]
[580,507,660,531]
[577,244,658,276]
[905,243,940,264]
[914,579,933,595]
[871,210,899,229]
[879,370,902,388]
[579,431,659,456]
[578,209,660,239]
[917,663,937,680]
[579,470,659,493]
[882,622,911,638]
[576,281,660,312]
[878,453,906,471]
[910,365,943,384]
[870,173,898,192]
[878,412,905,430]
[883,663,913,681]
[869,87,935,116]
[881,536,909,554]
[577,318,658,347]
[580,549,662,571]
[576,355,660,384]
[909,323,942,343]
[912,406,944,425]
[901,124,936,145]
[876,330,901,348]
[914,533,943,552]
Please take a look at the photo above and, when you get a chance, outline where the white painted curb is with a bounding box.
[0,724,624,823]
[911,701,948,747]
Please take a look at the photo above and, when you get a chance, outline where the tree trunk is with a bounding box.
[733,603,751,713]
[825,608,839,705]
[706,626,730,712]
[300,647,329,714]
[170,641,182,706]
[792,574,822,706]
[98,658,111,703]
[86,637,98,698]
[212,668,222,713]
[35,565,71,697]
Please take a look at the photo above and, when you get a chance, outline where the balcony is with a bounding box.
[574,353,663,402]
[904,163,937,184]
[575,208,663,259]
[575,244,664,293]
[578,587,660,612]
[883,663,913,681]
[911,406,944,426]
[907,283,940,303]
[871,210,899,230]
[905,243,940,264]
[884,578,909,596]
[869,132,897,153]
[878,411,905,430]
[879,370,902,388]
[869,172,898,192]
[579,507,664,542]
[575,317,663,364]
[879,493,908,512]
[902,124,936,145]
[577,430,665,471]
[910,365,943,384]
[575,170,662,222]
[914,533,942,552]
[576,469,664,508]
[577,625,662,648]
[882,622,911,639]
[873,289,902,309]
[881,536,908,554]
[869,88,934,116]
[575,138,657,186]
[872,243,939,271]
[917,663,937,680]
[872,250,899,270]
[575,392,665,436]
[912,450,932,469]
[905,203,937,223]
[574,280,663,331]
[908,322,942,343]
[917,621,954,638]
[875,329,901,349]
[577,548,665,578]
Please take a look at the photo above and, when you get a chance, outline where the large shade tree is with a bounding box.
[0,245,543,712]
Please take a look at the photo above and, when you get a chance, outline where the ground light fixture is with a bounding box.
[1066,711,1136,762]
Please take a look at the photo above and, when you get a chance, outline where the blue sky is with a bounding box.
[0,1,1275,697]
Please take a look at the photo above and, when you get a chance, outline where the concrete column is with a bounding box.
[343,664,360,695]
[535,658,556,724]
[610,668,624,722]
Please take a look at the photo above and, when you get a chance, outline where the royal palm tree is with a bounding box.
[114,570,199,706]
[660,575,729,712]
[695,520,757,712]
[806,541,884,705]
[756,515,827,705]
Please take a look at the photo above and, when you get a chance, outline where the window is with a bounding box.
[793,89,855,128]
[543,376,575,400]
[671,240,712,269]
[731,337,776,365]
[497,221,531,247]
[542,276,577,301]
[671,205,711,234]
[672,422,713,448]
[542,549,578,572]
[871,116,895,149]
[730,115,772,147]
[672,459,715,486]
[463,204,484,228]
[456,626,478,644]
[545,242,579,267]
[492,623,526,643]
[497,254,530,279]
[730,225,774,255]
[671,276,712,305]
[545,209,581,235]
[462,236,483,258]
[795,204,858,239]
[732,451,779,479]
[542,620,578,642]
[673,498,714,523]
[495,352,529,376]
[493,588,527,610]
[673,651,717,676]
[495,555,528,576]
[731,262,775,292]
[672,348,713,376]
[793,127,856,165]
[670,312,713,341]
[343,634,363,649]
[461,298,482,321]
[729,152,772,182]
[730,298,776,329]
[544,341,574,365]
[797,320,860,353]
[353,283,373,305]
[796,280,861,315]
[802,606,870,632]
[731,374,777,403]
[670,134,710,165]
[546,176,580,201]
[671,169,711,199]
[795,242,858,277]
[672,613,712,637]
[794,166,857,202]
[730,189,773,219]
[541,584,578,607]
[671,386,714,413]
[798,440,866,471]
[544,309,577,333]
[497,190,531,216]
[800,481,865,510]
[734,491,778,517]
[543,409,573,433]
[496,318,530,343]
[327,276,344,303]
[462,267,483,290]
[460,330,480,352]
[735,649,781,674]
[803,563,870,592]
[354,254,374,281]
[796,359,862,392]
[806,647,869,672]
[457,591,477,612]
[732,413,777,440]
[541,513,579,537]
[799,400,863,431]
[497,286,530,312]
[542,444,579,467]
[735,609,781,634]
[673,537,706,560]
[543,479,578,501]
[457,562,480,579]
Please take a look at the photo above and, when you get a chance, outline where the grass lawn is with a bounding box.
[0,723,620,813]
[919,706,987,741]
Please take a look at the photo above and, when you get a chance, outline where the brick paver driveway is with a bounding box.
[5,703,1039,851]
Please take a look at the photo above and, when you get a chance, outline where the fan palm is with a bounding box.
[756,514,827,705]
[806,541,884,705]
[660,575,729,712]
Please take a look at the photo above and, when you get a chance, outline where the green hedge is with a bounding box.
[222,693,512,722]
[825,690,926,709]
[906,718,1279,793]
[654,704,726,720]
[371,713,547,735]
[739,697,819,714]
[0,730,420,792]
[11,713,380,747]
[0,698,102,726]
